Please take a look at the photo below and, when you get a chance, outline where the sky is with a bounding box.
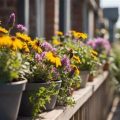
[100,0,120,28]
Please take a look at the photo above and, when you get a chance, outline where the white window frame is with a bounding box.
[36,0,45,37]
[64,0,71,33]
[25,0,30,33]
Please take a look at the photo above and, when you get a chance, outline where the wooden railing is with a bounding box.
[20,71,115,120]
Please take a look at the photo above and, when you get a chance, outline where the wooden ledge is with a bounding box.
[19,71,109,120]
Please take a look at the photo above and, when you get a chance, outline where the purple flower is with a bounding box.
[35,52,46,62]
[61,55,71,71]
[8,13,15,28]
[41,42,53,51]
[94,38,104,46]
[16,24,27,32]
[94,37,111,55]
[86,39,96,48]
[52,67,60,79]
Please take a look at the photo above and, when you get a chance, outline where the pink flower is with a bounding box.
[16,24,27,32]
[86,40,96,48]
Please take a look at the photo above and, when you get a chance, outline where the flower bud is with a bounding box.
[8,13,15,28]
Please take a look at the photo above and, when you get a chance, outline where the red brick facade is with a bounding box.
[71,0,84,32]
[45,0,56,40]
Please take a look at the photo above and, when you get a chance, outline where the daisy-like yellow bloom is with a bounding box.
[71,31,87,40]
[72,55,81,63]
[52,39,61,46]
[46,51,61,67]
[16,32,31,42]
[80,33,87,39]
[22,43,30,53]
[71,65,80,75]
[90,49,98,56]
[56,31,63,36]
[30,39,42,53]
[0,26,8,34]
[9,36,23,50]
[90,50,98,60]
[0,35,11,47]
[55,57,62,67]
[71,31,78,38]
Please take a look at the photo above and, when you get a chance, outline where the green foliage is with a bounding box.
[57,78,75,106]
[0,49,28,83]
[110,42,120,84]
[29,82,59,118]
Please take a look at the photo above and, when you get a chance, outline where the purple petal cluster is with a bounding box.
[94,38,111,54]
[86,39,96,48]
[61,55,71,72]
[35,52,46,62]
[41,41,54,51]
[52,67,60,79]
[87,37,111,55]
[8,13,15,28]
[16,24,27,32]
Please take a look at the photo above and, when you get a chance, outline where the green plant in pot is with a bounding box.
[52,31,82,106]
[86,37,111,71]
[19,41,62,118]
[53,31,99,88]
[0,13,28,120]
[77,45,100,86]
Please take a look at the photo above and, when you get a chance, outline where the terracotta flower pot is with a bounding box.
[103,61,109,71]
[0,80,27,120]
[88,73,94,82]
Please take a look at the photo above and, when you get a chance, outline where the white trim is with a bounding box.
[36,0,45,37]
[25,0,29,33]
[54,0,59,34]
[88,9,94,38]
[64,0,71,33]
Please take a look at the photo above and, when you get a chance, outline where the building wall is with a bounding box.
[71,0,84,32]
[0,0,17,26]
[0,0,101,39]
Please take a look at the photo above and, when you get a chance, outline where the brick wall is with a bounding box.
[45,0,56,40]
[71,0,84,32]
[29,0,37,37]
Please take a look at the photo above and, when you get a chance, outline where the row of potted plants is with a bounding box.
[0,13,111,120]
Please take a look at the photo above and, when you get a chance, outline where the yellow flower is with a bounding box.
[0,27,8,34]
[56,31,63,36]
[16,32,31,42]
[90,50,98,56]
[71,31,87,40]
[90,50,98,60]
[30,39,42,53]
[0,36,12,47]
[22,43,30,53]
[55,57,62,67]
[52,39,61,45]
[72,55,81,63]
[80,33,87,39]
[10,36,23,50]
[71,65,80,75]
[46,51,55,62]
[46,51,61,67]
